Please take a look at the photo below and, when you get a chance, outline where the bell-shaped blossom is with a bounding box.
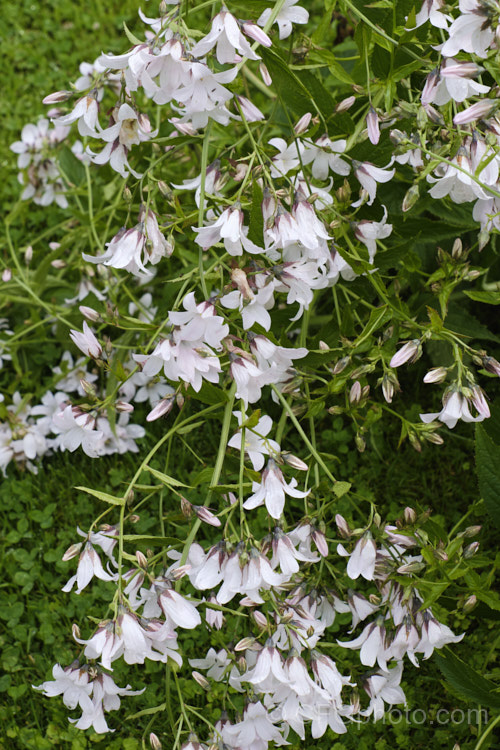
[258,0,309,39]
[228,412,280,470]
[361,663,406,719]
[230,354,275,407]
[192,11,261,64]
[87,103,155,178]
[269,137,305,177]
[70,672,144,734]
[339,533,377,581]
[69,322,102,359]
[244,457,309,518]
[412,0,451,28]
[302,135,350,180]
[420,388,488,429]
[338,621,388,670]
[390,339,421,368]
[222,701,289,747]
[352,161,395,207]
[34,663,93,713]
[194,205,263,255]
[366,107,380,145]
[354,206,393,263]
[62,540,117,594]
[427,58,490,106]
[56,95,100,137]
[172,63,238,130]
[221,271,276,331]
[441,0,497,58]
[51,405,104,458]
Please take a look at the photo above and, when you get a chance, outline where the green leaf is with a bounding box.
[75,486,125,506]
[434,649,500,709]
[333,481,351,498]
[176,420,205,435]
[475,425,500,528]
[464,290,500,305]
[248,180,264,246]
[58,146,85,186]
[146,467,191,488]
[123,21,143,46]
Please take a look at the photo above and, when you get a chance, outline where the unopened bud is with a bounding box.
[123,185,132,203]
[172,564,191,580]
[51,259,66,269]
[335,514,351,538]
[192,671,210,690]
[333,356,350,374]
[424,431,444,445]
[451,238,463,259]
[397,561,426,574]
[252,610,267,629]
[146,396,175,422]
[280,451,308,471]
[294,112,312,135]
[150,733,162,750]
[433,548,448,561]
[116,400,134,413]
[62,542,82,561]
[423,367,447,384]
[464,541,479,558]
[336,95,355,112]
[79,305,100,322]
[408,432,422,452]
[25,246,33,264]
[402,184,419,212]
[193,505,222,528]
[319,340,329,351]
[158,181,173,200]
[349,381,362,403]
[181,497,193,518]
[2,268,12,282]
[464,525,481,538]
[80,379,97,399]
[136,550,148,568]
[403,507,417,525]
[237,656,247,672]
[129,514,140,523]
[463,594,477,613]
[355,434,366,452]
[259,63,272,86]
[235,637,255,652]
[72,623,81,640]
[42,90,73,104]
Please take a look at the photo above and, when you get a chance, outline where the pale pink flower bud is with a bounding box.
[51,259,66,268]
[311,528,328,557]
[336,95,355,112]
[349,380,362,403]
[464,541,479,559]
[242,22,272,47]
[403,507,417,524]
[252,610,268,629]
[259,63,272,86]
[2,268,12,282]
[150,733,162,750]
[231,267,254,300]
[390,339,421,368]
[423,366,447,383]
[62,542,83,561]
[193,505,221,527]
[235,636,256,651]
[441,62,483,79]
[79,305,100,322]
[42,90,73,104]
[192,671,210,690]
[482,355,500,376]
[366,107,380,145]
[421,69,439,106]
[146,396,175,422]
[25,246,33,264]
[454,100,495,125]
[116,400,134,413]
[294,112,312,135]
[237,95,265,122]
[280,451,308,471]
[463,594,477,612]
[335,514,351,538]
[402,184,419,212]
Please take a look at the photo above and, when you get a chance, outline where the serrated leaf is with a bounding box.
[435,649,500,709]
[75,486,125,506]
[475,425,500,529]
[333,481,351,498]
[146,467,191,488]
